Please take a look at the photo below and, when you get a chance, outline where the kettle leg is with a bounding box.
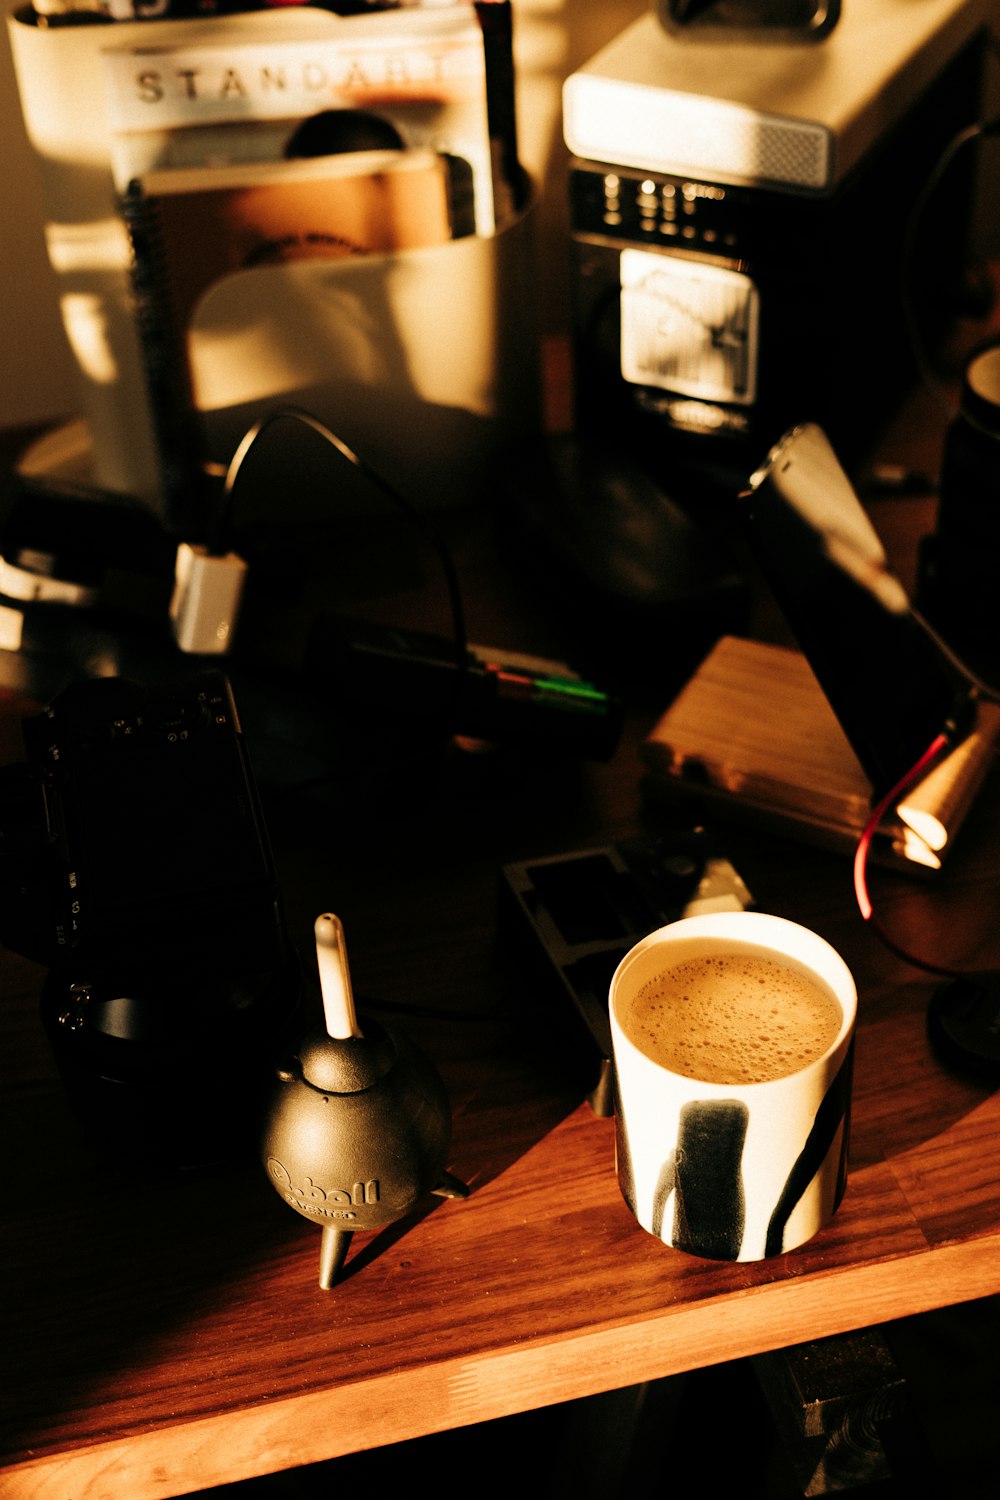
[318,1225,353,1290]
[432,1171,470,1200]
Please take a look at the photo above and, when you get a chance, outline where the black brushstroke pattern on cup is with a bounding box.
[764,1042,854,1257]
[652,1099,749,1259]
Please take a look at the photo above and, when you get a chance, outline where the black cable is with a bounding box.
[909,603,1000,706]
[213,403,469,684]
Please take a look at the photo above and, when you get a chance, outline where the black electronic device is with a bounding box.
[563,0,985,490]
[0,669,299,1168]
[739,423,977,801]
[498,830,753,1115]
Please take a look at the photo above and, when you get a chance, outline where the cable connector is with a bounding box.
[169,542,247,655]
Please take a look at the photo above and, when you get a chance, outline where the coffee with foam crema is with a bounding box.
[628,946,844,1086]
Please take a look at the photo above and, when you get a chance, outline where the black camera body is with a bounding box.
[0,670,299,1169]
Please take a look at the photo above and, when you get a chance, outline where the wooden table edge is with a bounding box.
[5,1231,999,1500]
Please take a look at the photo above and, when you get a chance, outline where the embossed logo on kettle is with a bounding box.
[267,1158,380,1220]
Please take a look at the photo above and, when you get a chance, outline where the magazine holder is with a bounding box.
[8,6,539,522]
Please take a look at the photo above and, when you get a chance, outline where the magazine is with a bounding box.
[101,3,520,238]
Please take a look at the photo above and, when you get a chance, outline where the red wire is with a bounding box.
[852,731,964,978]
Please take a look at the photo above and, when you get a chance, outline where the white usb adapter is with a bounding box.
[169,541,248,655]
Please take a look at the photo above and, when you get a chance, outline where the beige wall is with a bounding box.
[1,5,78,428]
[0,0,995,434]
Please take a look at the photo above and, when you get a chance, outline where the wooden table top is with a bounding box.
[3,341,1000,1499]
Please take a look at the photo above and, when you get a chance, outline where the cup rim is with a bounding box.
[609,910,857,1087]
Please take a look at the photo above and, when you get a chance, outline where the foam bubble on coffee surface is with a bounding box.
[632,952,843,1085]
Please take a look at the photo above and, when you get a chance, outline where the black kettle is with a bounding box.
[261,913,466,1287]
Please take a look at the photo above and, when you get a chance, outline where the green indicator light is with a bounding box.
[535,677,608,712]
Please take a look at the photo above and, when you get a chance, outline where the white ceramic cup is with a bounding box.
[609,910,857,1262]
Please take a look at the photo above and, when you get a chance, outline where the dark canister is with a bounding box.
[920,341,1000,668]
